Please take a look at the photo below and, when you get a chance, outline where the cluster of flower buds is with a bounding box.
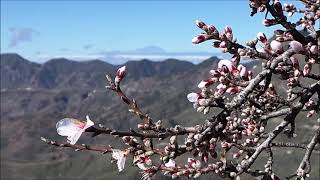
[122,136,140,147]
[249,0,268,12]
[241,118,258,136]
[192,20,219,44]
[233,150,244,159]
[296,3,320,29]
[283,3,296,16]
[264,158,273,173]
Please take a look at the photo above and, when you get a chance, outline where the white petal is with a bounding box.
[165,159,176,168]
[197,81,207,89]
[112,149,126,172]
[56,118,83,137]
[67,129,84,145]
[137,163,147,170]
[187,93,199,103]
[85,115,94,128]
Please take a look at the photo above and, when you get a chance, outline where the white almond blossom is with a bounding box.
[56,115,94,145]
[111,149,127,172]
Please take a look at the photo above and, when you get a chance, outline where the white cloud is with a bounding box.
[8,27,39,47]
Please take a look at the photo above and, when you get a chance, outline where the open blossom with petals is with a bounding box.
[187,158,201,170]
[111,149,128,172]
[192,35,207,44]
[270,40,284,54]
[198,79,214,89]
[56,115,94,145]
[115,66,127,83]
[303,63,312,76]
[289,41,304,53]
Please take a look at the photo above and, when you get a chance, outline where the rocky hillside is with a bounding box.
[0,53,318,180]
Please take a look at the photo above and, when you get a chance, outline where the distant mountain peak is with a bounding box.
[135,46,166,54]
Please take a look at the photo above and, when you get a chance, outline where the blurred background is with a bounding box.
[1,0,319,179]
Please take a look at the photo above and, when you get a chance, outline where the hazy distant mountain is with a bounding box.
[0,53,318,180]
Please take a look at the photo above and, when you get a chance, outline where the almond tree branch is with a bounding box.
[295,128,320,179]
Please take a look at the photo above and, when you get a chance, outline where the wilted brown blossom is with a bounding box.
[42,0,319,179]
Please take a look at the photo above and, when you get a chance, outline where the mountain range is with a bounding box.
[0,53,318,180]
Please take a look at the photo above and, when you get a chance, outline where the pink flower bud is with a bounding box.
[207,25,216,34]
[262,19,276,27]
[224,26,232,35]
[257,32,267,44]
[196,20,206,29]
[216,83,227,95]
[258,5,266,12]
[115,66,127,83]
[310,45,318,55]
[209,70,221,77]
[219,41,227,48]
[270,40,284,54]
[238,65,248,79]
[218,59,235,72]
[192,35,207,44]
[289,41,304,53]
[303,63,312,76]
[198,79,214,89]
[226,86,241,94]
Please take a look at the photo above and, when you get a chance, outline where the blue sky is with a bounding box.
[0,0,300,63]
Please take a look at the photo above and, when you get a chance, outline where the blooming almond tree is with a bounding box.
[42,0,319,179]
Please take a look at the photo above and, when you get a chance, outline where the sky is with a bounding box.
[0,0,301,64]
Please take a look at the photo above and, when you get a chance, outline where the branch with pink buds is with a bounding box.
[42,0,319,179]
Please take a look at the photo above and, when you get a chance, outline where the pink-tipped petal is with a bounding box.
[192,35,207,44]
